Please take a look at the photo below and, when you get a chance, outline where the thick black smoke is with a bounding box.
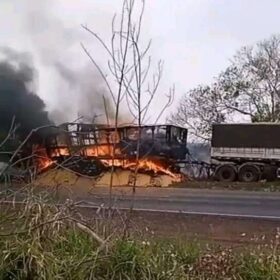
[0,49,51,140]
[2,0,129,126]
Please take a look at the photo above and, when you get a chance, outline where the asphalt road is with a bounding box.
[2,185,279,243]
[77,187,280,219]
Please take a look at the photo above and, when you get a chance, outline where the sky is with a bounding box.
[1,0,280,124]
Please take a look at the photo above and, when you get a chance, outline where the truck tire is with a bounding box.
[238,164,260,182]
[216,165,236,182]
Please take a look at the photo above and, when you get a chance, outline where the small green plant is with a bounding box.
[238,252,280,280]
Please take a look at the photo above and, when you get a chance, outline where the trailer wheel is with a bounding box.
[216,165,236,182]
[238,164,260,182]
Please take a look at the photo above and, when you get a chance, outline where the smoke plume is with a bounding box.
[19,0,118,124]
[51,62,115,124]
[0,48,51,139]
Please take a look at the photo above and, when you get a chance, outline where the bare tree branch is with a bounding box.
[81,43,116,105]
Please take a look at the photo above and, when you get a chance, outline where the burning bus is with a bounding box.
[38,123,188,179]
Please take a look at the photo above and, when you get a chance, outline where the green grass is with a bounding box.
[0,230,279,279]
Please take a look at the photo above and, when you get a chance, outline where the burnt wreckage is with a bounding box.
[44,123,188,176]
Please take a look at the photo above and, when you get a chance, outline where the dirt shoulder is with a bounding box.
[78,207,280,246]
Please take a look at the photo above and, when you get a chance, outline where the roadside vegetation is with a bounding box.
[0,190,279,280]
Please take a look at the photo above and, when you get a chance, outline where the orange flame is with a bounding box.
[100,158,182,181]
[33,145,55,171]
[47,144,182,181]
[84,145,122,157]
[50,148,69,157]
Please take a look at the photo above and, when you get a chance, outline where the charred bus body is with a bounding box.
[43,123,188,176]
[45,123,188,160]
[211,123,280,182]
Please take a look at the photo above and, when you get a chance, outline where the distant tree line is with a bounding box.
[170,35,280,141]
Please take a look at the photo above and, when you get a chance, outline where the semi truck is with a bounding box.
[211,123,280,182]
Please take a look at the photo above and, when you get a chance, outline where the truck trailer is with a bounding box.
[211,123,280,182]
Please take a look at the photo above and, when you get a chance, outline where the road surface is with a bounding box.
[3,186,280,243]
[74,187,280,219]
